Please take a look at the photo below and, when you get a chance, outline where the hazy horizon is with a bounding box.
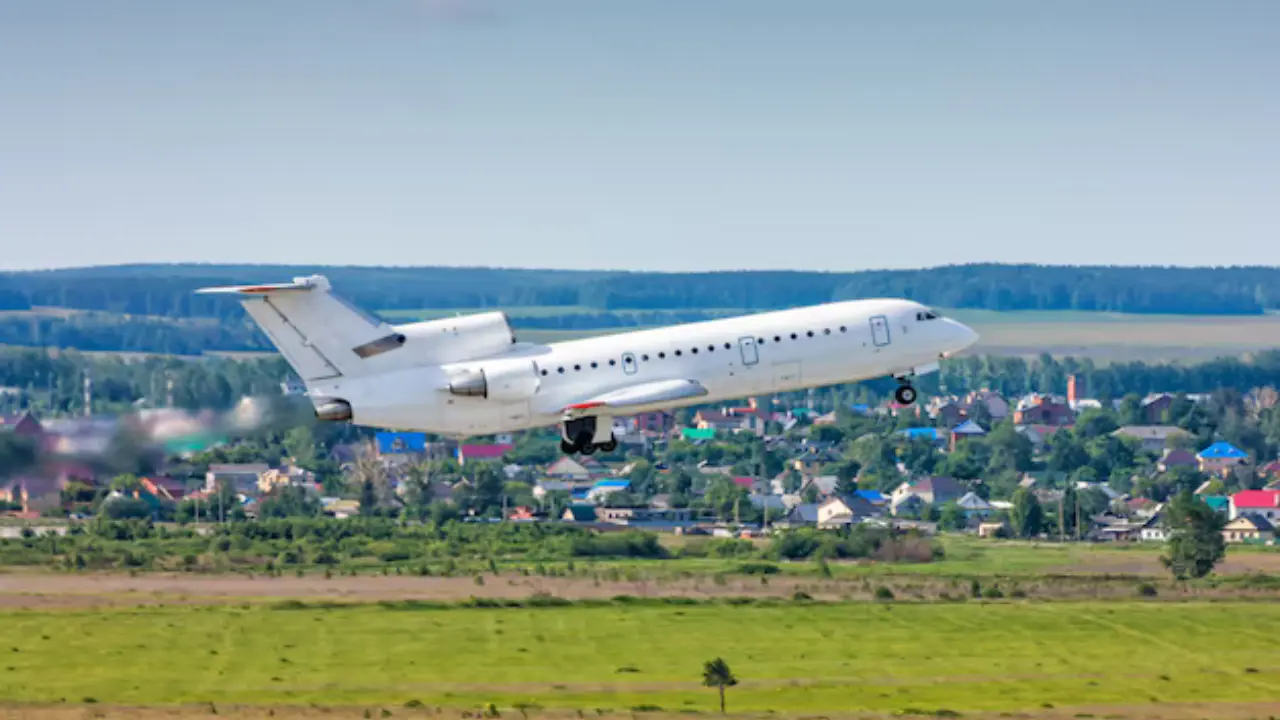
[2,0,1278,272]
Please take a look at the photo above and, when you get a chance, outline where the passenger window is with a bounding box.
[675,350,683,356]
[591,361,598,369]
[790,333,797,340]
[707,345,715,352]
[806,330,814,337]
[823,328,831,335]
[840,326,847,332]
[658,352,666,359]
[691,347,698,354]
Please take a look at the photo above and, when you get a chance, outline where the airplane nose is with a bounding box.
[945,318,979,352]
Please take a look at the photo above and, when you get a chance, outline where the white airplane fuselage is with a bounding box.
[312,298,978,437]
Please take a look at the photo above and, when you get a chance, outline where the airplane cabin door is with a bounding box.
[738,337,759,365]
[870,315,891,347]
[621,352,639,375]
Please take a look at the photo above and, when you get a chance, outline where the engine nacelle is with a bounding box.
[397,311,516,365]
[446,359,540,401]
[313,398,354,422]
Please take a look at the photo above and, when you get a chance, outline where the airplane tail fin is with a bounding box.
[197,275,405,383]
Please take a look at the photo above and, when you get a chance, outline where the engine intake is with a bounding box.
[313,398,353,422]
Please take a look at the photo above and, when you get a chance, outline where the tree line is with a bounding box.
[2,263,1277,318]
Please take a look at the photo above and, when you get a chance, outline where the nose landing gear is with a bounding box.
[894,379,918,406]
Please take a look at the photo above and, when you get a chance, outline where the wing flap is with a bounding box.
[562,379,708,417]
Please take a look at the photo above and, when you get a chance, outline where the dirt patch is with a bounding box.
[1050,550,1280,576]
[1,570,1279,609]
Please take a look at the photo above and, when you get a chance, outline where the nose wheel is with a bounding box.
[894,382,917,406]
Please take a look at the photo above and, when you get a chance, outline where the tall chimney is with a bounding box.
[1067,375,1083,406]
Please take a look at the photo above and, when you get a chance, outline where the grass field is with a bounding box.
[1,601,1278,714]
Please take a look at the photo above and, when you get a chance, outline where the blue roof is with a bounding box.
[854,489,886,504]
[898,427,941,440]
[592,479,631,488]
[849,404,872,415]
[952,420,987,435]
[376,431,426,454]
[570,488,590,500]
[1198,442,1247,459]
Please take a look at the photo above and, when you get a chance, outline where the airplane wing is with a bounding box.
[562,378,708,418]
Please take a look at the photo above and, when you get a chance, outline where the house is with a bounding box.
[561,504,599,523]
[801,475,839,497]
[257,465,316,494]
[140,476,189,502]
[780,503,819,527]
[694,410,744,433]
[1140,394,1176,424]
[627,411,675,434]
[680,427,716,442]
[532,479,574,501]
[508,506,537,521]
[1013,420,1064,448]
[890,476,964,516]
[375,431,427,456]
[0,412,43,438]
[1013,396,1074,426]
[1228,490,1280,521]
[587,478,631,503]
[955,491,994,520]
[1158,448,1198,472]
[0,476,62,514]
[897,427,946,447]
[929,400,967,428]
[205,463,269,494]
[817,494,882,528]
[456,443,514,465]
[1138,505,1168,542]
[544,456,592,481]
[749,493,788,516]
[1112,426,1192,453]
[964,390,1010,422]
[1197,442,1249,476]
[1202,495,1230,515]
[1259,460,1280,481]
[977,520,1009,538]
[321,498,361,519]
[949,420,986,451]
[1223,514,1275,544]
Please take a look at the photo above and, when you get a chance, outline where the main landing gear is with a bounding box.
[894,377,918,406]
[559,416,618,455]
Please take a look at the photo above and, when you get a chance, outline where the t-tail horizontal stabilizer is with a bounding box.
[197,275,403,382]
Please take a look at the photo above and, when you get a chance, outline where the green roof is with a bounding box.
[1202,495,1229,512]
[681,428,716,441]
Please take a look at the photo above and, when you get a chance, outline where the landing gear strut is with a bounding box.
[894,378,918,406]
[560,416,618,455]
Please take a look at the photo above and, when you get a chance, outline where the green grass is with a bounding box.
[2,602,1278,712]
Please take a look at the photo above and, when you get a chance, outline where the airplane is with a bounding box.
[197,275,979,455]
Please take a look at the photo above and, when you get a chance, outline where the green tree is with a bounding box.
[701,657,738,713]
[938,502,967,532]
[1009,487,1044,539]
[282,425,318,467]
[1161,490,1226,580]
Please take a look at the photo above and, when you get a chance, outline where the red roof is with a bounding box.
[731,477,754,489]
[1232,490,1280,509]
[457,443,514,460]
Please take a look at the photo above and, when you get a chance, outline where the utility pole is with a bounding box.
[1058,494,1065,543]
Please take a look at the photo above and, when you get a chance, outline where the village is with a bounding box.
[4,373,1278,548]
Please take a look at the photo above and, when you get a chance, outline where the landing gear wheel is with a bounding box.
[599,438,618,453]
[578,442,597,455]
[575,432,596,454]
[894,384,917,405]
[560,439,577,455]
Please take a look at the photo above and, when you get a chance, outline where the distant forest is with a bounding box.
[0,263,1277,354]
[3,263,1278,317]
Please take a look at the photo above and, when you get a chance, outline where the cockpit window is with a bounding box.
[916,309,942,321]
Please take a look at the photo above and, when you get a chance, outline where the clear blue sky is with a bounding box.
[1,0,1277,272]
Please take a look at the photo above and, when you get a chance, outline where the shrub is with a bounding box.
[874,586,895,601]
[1137,583,1158,597]
[982,587,1004,599]
[737,562,779,575]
